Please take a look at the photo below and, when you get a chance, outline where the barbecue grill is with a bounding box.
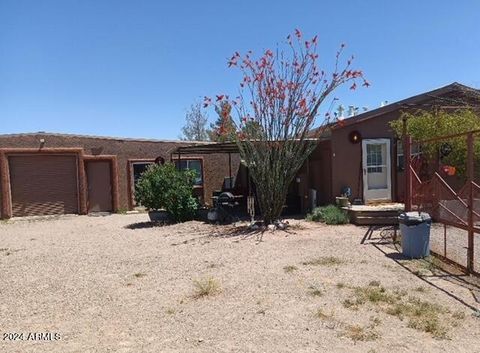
[207,192,239,223]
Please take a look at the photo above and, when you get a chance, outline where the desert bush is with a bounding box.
[134,163,198,222]
[193,277,221,298]
[306,205,349,225]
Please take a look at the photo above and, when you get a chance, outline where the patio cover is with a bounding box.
[173,142,239,155]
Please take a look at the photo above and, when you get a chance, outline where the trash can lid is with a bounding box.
[398,212,431,226]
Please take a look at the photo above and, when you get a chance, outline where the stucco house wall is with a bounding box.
[0,132,240,218]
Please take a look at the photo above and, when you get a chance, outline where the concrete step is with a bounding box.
[351,216,399,226]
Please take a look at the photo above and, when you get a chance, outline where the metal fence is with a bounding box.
[405,130,480,275]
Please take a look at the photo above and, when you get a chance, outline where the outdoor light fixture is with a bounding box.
[440,143,453,158]
[348,130,362,144]
[39,138,45,147]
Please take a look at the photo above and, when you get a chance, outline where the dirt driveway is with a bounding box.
[0,214,479,353]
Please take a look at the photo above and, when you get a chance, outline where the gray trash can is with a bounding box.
[399,212,432,259]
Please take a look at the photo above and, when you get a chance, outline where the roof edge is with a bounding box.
[0,131,214,144]
[323,82,480,131]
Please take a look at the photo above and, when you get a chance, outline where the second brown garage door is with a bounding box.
[9,155,79,217]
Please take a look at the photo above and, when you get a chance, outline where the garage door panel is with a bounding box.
[9,155,79,217]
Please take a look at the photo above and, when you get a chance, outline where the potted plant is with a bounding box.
[335,196,350,208]
[134,163,198,223]
[336,187,352,208]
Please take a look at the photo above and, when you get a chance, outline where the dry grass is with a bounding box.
[315,308,333,320]
[342,281,450,339]
[343,282,399,310]
[302,256,344,267]
[370,317,382,326]
[308,285,323,297]
[193,277,221,298]
[412,256,444,276]
[415,286,427,292]
[386,297,448,338]
[452,311,466,320]
[206,262,222,269]
[133,272,146,278]
[343,324,380,343]
[283,265,298,273]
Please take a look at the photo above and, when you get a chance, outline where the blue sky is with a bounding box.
[1,0,478,139]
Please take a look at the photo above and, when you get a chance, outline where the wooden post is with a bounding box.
[403,117,412,211]
[228,152,232,185]
[467,132,474,273]
[305,156,310,212]
[404,134,412,212]
[443,224,447,258]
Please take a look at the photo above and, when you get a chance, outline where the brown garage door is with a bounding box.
[9,155,79,217]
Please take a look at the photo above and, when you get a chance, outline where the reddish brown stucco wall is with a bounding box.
[0,133,240,218]
[329,111,401,203]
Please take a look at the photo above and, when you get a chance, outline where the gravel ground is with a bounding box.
[0,214,479,353]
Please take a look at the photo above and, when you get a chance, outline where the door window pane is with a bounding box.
[366,144,383,173]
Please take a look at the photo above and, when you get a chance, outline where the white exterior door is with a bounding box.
[362,139,392,202]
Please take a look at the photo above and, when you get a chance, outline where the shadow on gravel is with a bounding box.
[372,242,480,311]
[385,252,410,261]
[124,221,170,230]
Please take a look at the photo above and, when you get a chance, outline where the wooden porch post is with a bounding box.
[305,156,310,213]
[403,117,412,212]
[228,152,232,183]
[404,135,412,212]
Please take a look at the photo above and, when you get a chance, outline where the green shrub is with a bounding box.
[134,163,198,222]
[306,205,349,225]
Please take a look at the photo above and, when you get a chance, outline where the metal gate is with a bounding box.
[405,130,480,275]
